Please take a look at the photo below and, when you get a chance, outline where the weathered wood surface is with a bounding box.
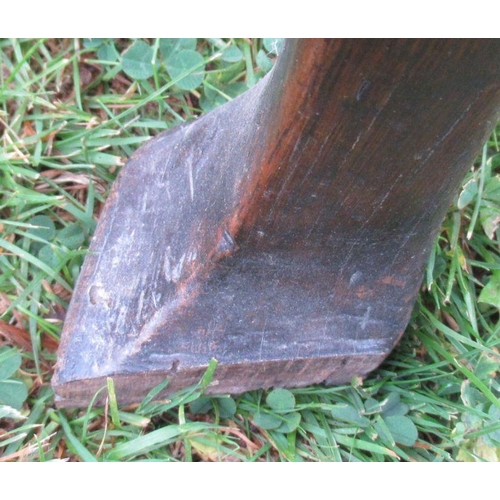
[53,39,500,407]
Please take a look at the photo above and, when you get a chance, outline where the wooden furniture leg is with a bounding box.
[53,39,500,407]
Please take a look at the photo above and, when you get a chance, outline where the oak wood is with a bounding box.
[53,39,500,407]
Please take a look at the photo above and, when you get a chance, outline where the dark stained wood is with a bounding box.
[53,39,500,407]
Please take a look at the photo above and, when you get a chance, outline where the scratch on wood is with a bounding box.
[360,307,372,330]
[413,97,478,176]
[141,196,148,212]
[164,247,186,283]
[349,271,363,287]
[188,157,194,201]
[136,290,145,323]
[152,292,159,308]
[165,180,172,201]
[217,229,237,256]
[356,80,371,101]
[258,318,269,360]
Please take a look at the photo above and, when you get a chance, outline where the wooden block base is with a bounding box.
[53,39,500,407]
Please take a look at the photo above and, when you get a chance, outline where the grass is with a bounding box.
[1,38,499,462]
